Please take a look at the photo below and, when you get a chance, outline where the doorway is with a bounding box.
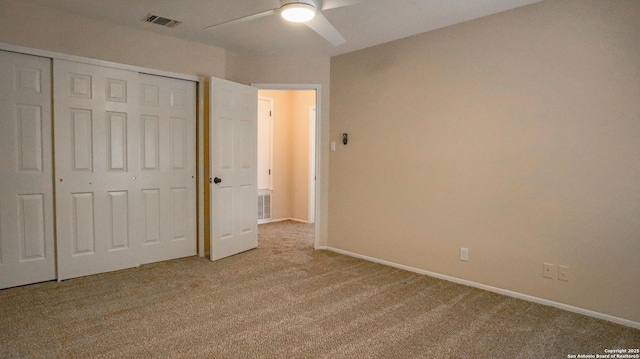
[254,85,320,248]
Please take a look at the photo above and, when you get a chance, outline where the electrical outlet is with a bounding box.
[460,247,468,261]
[543,263,554,279]
[558,265,569,281]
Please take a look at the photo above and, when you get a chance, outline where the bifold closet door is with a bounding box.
[0,51,56,289]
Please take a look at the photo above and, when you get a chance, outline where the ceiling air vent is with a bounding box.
[142,13,181,28]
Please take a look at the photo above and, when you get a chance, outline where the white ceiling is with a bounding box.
[24,0,542,57]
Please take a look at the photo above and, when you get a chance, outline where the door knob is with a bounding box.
[213,177,222,184]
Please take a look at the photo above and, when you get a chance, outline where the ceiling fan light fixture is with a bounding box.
[281,2,316,23]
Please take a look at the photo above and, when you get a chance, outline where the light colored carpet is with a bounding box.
[1,221,638,358]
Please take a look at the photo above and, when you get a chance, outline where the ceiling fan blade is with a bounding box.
[204,9,277,30]
[320,0,365,10]
[304,12,346,46]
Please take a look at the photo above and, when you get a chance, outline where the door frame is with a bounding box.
[257,96,274,191]
[0,42,207,259]
[308,107,316,224]
[252,83,321,249]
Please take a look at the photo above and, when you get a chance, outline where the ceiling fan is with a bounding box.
[204,0,364,46]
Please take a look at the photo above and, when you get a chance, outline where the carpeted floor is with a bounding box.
[1,221,638,358]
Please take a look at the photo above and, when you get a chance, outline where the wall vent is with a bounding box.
[258,191,272,222]
[142,14,181,28]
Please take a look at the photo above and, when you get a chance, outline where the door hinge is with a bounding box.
[269,111,272,117]
[269,169,271,175]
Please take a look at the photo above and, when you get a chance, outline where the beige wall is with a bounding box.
[329,0,640,323]
[259,90,315,222]
[0,1,226,77]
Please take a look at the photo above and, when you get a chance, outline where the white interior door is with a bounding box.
[54,59,141,280]
[137,74,197,264]
[0,50,55,289]
[257,96,272,190]
[210,77,258,261]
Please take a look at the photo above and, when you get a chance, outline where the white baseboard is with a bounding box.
[325,246,640,330]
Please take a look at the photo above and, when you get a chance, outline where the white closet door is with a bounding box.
[0,51,55,289]
[54,60,197,280]
[54,59,141,280]
[137,74,196,264]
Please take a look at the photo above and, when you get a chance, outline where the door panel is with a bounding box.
[18,194,46,260]
[142,189,161,244]
[70,109,93,171]
[0,51,55,289]
[108,191,130,249]
[17,105,44,172]
[141,115,160,170]
[170,188,188,240]
[210,77,258,261]
[72,192,95,254]
[107,112,128,171]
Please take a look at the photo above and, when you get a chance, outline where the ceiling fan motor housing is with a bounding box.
[280,0,318,9]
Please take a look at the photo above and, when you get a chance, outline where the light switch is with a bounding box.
[330,141,336,152]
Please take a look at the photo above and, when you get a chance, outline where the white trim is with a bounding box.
[197,80,205,257]
[325,246,640,330]
[252,83,322,250]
